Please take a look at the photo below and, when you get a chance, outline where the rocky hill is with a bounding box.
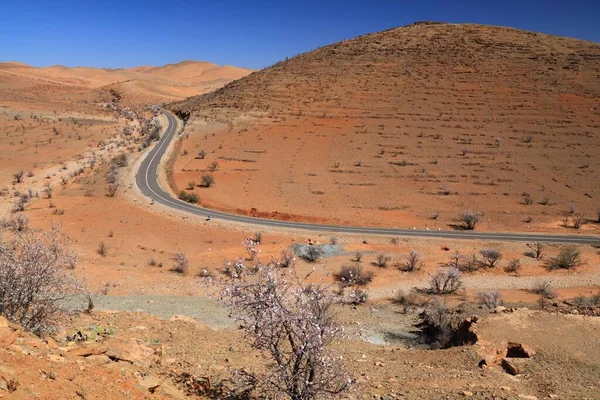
[171,22,600,120]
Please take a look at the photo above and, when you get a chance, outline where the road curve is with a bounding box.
[135,111,599,245]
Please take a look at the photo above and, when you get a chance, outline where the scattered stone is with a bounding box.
[502,358,521,375]
[462,390,474,397]
[507,342,534,358]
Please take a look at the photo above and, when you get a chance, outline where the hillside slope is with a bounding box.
[168,23,600,232]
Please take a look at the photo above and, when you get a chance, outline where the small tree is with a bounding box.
[201,174,214,188]
[13,170,24,184]
[0,228,80,335]
[400,250,423,272]
[532,281,556,308]
[504,259,522,275]
[171,251,189,274]
[430,267,462,294]
[480,248,502,268]
[299,245,323,263]
[106,183,119,197]
[375,253,391,268]
[476,291,503,310]
[546,247,582,270]
[221,259,349,399]
[278,248,295,268]
[527,243,544,260]
[459,210,480,230]
[1,213,29,232]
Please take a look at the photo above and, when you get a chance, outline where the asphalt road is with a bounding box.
[135,111,599,245]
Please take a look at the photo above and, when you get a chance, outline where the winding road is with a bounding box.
[135,111,599,245]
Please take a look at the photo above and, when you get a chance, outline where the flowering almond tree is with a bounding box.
[0,228,80,335]
[220,254,349,399]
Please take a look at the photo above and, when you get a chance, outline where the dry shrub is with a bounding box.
[172,251,189,274]
[0,228,80,335]
[546,247,582,270]
[430,267,462,294]
[336,264,374,287]
[480,248,502,268]
[458,210,480,230]
[476,290,503,310]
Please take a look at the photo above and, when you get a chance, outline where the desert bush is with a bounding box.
[178,190,199,204]
[13,170,24,184]
[209,161,219,171]
[1,213,29,232]
[523,135,533,143]
[526,243,544,259]
[187,181,196,190]
[572,214,584,229]
[96,241,107,257]
[348,288,369,305]
[299,245,323,263]
[546,246,582,270]
[480,248,502,268]
[278,248,295,268]
[476,291,503,310]
[522,195,534,205]
[375,253,391,268]
[110,153,128,168]
[400,250,422,272]
[253,232,262,244]
[197,149,206,159]
[0,229,80,335]
[540,196,551,206]
[221,260,348,399]
[504,259,522,275]
[441,184,451,195]
[458,210,480,230]
[171,251,189,274]
[106,183,119,197]
[12,193,30,213]
[596,209,600,223]
[568,202,576,215]
[200,174,214,188]
[336,264,374,287]
[430,267,462,294]
[105,170,118,184]
[43,184,53,199]
[353,252,363,262]
[532,281,556,308]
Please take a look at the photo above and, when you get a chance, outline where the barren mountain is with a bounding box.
[169,23,600,232]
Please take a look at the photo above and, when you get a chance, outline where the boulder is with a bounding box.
[507,342,534,358]
[501,358,521,375]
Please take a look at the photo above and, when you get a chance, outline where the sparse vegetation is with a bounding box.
[375,253,391,268]
[106,183,119,197]
[178,190,199,204]
[458,210,480,230]
[0,228,79,335]
[200,174,214,188]
[299,245,323,263]
[527,243,544,259]
[97,241,107,257]
[477,291,503,310]
[399,250,423,272]
[336,264,374,287]
[430,267,462,294]
[504,259,522,275]
[546,246,582,270]
[480,248,502,268]
[171,251,189,274]
[13,170,24,184]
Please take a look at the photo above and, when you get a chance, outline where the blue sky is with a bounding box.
[1,0,599,69]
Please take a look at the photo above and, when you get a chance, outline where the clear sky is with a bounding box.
[1,0,599,70]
